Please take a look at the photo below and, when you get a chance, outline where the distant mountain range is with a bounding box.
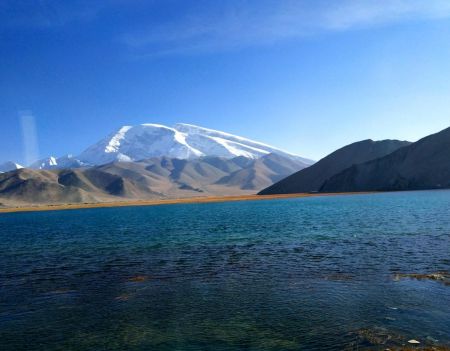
[0,123,315,205]
[0,162,23,173]
[15,123,311,170]
[2,123,449,207]
[260,126,450,195]
[0,153,307,206]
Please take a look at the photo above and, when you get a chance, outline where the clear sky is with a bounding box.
[1,0,450,165]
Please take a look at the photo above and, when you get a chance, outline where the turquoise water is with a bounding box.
[1,191,450,350]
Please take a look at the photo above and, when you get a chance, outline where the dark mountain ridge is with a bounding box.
[259,139,411,195]
[320,126,450,192]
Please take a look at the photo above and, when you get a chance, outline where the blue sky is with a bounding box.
[1,0,450,165]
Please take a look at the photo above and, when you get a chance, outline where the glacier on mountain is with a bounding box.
[2,123,314,170]
[77,123,314,166]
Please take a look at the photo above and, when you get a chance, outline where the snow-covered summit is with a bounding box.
[0,161,23,173]
[30,156,58,170]
[174,123,312,163]
[77,124,203,165]
[30,155,89,170]
[77,123,314,165]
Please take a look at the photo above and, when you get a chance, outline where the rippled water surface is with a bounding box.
[1,191,450,350]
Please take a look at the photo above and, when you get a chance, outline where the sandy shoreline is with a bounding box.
[0,192,373,214]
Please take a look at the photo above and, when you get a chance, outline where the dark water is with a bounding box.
[1,191,450,350]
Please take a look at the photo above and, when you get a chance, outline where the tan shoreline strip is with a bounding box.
[0,192,373,214]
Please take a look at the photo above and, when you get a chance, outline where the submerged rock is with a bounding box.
[323,272,355,281]
[347,327,450,351]
[127,275,150,282]
[115,293,131,301]
[393,272,450,285]
[388,347,450,351]
[349,327,397,346]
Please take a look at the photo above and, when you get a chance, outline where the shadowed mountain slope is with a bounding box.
[259,139,410,195]
[218,153,306,190]
[320,127,450,192]
[0,169,96,204]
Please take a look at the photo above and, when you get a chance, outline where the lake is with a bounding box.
[1,191,449,350]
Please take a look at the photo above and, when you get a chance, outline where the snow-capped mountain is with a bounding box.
[15,123,313,170]
[0,161,23,173]
[77,123,314,166]
[0,123,315,204]
[30,156,58,169]
[30,155,89,170]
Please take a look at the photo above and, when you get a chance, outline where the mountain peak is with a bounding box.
[30,155,89,170]
[25,123,314,170]
[0,161,24,173]
[76,122,313,166]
